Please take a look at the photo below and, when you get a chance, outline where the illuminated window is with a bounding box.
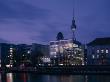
[73,44,78,47]
[10,52,13,55]
[92,55,95,59]
[10,47,13,50]
[101,50,104,53]
[59,46,63,53]
[68,43,73,48]
[27,51,31,54]
[50,52,56,55]
[106,50,109,53]
[10,50,13,53]
[97,55,99,58]
[55,48,58,52]
[97,50,99,53]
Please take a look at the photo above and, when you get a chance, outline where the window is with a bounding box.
[101,50,104,53]
[106,49,109,53]
[92,55,95,59]
[97,55,99,58]
[97,50,99,53]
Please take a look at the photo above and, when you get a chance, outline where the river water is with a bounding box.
[1,73,110,82]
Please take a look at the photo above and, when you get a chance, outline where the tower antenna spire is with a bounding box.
[71,0,76,41]
[72,0,75,18]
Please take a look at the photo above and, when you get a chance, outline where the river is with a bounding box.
[1,73,110,82]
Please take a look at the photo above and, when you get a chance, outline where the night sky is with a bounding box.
[0,0,110,44]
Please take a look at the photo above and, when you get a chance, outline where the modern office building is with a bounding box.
[16,44,32,67]
[31,43,49,56]
[49,9,85,66]
[0,43,16,68]
[31,43,49,65]
[87,37,110,65]
[50,39,84,66]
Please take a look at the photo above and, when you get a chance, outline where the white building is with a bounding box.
[50,39,84,65]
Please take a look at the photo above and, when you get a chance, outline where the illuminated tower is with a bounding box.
[71,4,76,41]
[71,17,76,40]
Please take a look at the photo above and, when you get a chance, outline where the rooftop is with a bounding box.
[87,37,110,46]
[50,39,82,45]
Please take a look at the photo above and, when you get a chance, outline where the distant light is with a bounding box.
[97,50,99,53]
[92,55,95,59]
[106,50,109,53]
[10,50,13,53]
[97,55,99,58]
[10,55,12,57]
[54,55,57,58]
[59,64,63,66]
[27,51,31,54]
[6,64,12,68]
[48,64,51,66]
[10,65,13,67]
[101,50,104,53]
[42,57,51,63]
[10,52,13,55]
[68,43,73,48]
[82,63,84,65]
[71,27,76,31]
[80,58,83,60]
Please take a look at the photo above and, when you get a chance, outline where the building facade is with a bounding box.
[87,38,110,65]
[31,43,49,66]
[0,43,16,68]
[50,39,84,66]
[16,44,32,68]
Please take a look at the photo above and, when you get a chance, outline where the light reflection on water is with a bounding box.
[0,73,1,81]
[1,73,110,82]
[6,73,13,82]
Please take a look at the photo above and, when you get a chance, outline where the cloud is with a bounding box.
[0,38,9,43]
[74,0,110,43]
[0,0,110,44]
[0,0,50,21]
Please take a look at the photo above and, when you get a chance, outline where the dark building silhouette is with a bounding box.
[0,42,50,68]
[0,43,16,68]
[31,43,49,66]
[87,37,110,65]
[56,32,64,40]
[16,44,32,67]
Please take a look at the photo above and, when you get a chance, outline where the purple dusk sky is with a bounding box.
[0,0,110,44]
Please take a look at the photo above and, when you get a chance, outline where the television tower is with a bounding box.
[71,1,76,41]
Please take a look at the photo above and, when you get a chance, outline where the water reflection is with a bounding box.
[1,73,110,82]
[0,73,1,81]
[87,75,110,82]
[6,73,13,82]
[38,75,84,82]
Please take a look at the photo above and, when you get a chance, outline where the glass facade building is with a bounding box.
[50,39,84,66]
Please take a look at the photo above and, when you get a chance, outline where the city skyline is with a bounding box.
[0,0,110,44]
